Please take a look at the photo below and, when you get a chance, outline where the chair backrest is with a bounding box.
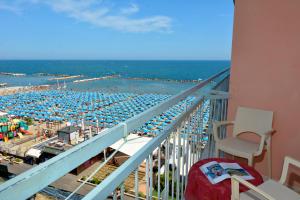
[233,106,273,137]
[280,156,300,184]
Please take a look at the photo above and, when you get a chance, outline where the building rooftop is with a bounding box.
[58,126,81,134]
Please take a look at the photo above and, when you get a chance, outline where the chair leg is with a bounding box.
[267,138,272,178]
[248,157,253,166]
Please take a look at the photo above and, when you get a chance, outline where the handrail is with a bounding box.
[0,68,230,200]
[83,81,222,200]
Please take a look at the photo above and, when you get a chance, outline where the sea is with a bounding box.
[0,60,230,94]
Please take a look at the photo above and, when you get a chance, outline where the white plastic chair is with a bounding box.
[213,106,274,176]
[231,156,300,200]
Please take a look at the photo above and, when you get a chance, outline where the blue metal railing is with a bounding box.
[0,68,230,200]
[83,70,230,200]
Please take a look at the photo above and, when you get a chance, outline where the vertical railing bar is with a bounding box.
[200,99,205,160]
[135,168,139,200]
[171,132,176,200]
[168,137,171,199]
[164,140,167,200]
[185,134,190,190]
[223,98,226,139]
[197,135,201,161]
[220,98,224,139]
[113,190,117,200]
[189,123,192,169]
[121,182,125,200]
[210,98,217,157]
[176,130,181,199]
[219,98,223,139]
[165,138,170,200]
[210,99,218,157]
[193,126,197,164]
[206,97,211,159]
[223,98,226,138]
[149,154,153,200]
[157,146,161,200]
[191,120,194,165]
[181,130,186,199]
[195,119,199,162]
[195,111,200,160]
[146,158,149,200]
[219,98,222,121]
[197,106,201,161]
[224,98,228,138]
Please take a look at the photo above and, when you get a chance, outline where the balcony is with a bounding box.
[0,69,231,200]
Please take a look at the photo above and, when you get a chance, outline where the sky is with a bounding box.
[0,0,234,60]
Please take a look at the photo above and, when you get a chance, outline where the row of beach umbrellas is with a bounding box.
[0,90,218,137]
[0,90,195,136]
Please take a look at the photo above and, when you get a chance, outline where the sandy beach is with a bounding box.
[0,85,50,96]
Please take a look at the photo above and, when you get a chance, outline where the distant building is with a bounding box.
[57,126,81,145]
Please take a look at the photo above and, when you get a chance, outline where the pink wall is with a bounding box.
[228,0,300,187]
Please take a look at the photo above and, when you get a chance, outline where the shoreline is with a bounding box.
[0,85,51,96]
[1,70,202,84]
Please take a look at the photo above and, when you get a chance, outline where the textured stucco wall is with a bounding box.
[228,0,300,188]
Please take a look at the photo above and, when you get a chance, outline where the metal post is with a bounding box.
[149,155,153,200]
[171,133,176,200]
[146,158,149,200]
[176,132,181,199]
[181,131,186,199]
[157,147,161,200]
[120,183,125,200]
[135,169,139,200]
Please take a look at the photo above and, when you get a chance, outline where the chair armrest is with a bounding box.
[212,121,234,142]
[264,129,275,142]
[255,129,274,156]
[279,156,300,184]
[231,175,275,200]
[213,120,235,128]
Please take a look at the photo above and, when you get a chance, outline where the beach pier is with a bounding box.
[73,75,120,83]
[48,75,82,81]
[0,72,26,76]
[0,83,7,87]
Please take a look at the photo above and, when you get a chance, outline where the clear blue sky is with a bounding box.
[0,0,234,60]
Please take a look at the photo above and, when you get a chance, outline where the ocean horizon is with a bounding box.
[0,60,230,94]
[0,60,230,79]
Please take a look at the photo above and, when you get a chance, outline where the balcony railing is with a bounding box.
[0,68,230,200]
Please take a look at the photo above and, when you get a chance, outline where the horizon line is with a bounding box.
[0,59,231,61]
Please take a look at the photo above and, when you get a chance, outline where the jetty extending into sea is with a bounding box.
[0,72,26,76]
[0,83,8,87]
[73,75,120,83]
[49,75,82,81]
